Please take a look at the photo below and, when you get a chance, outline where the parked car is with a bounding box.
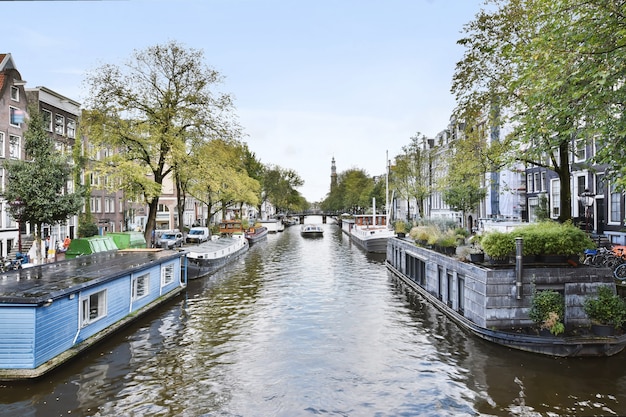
[186,227,210,244]
[159,231,184,249]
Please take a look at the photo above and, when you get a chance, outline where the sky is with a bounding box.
[2,0,485,202]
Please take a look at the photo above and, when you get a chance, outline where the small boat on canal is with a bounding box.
[349,199,395,254]
[245,225,269,246]
[300,224,324,237]
[387,237,626,357]
[185,234,249,279]
[258,218,285,233]
[0,249,186,381]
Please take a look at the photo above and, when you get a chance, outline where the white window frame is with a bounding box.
[9,135,20,159]
[80,289,107,327]
[550,178,560,218]
[54,114,65,135]
[67,118,76,139]
[42,109,53,132]
[609,182,621,224]
[161,263,175,287]
[0,132,4,158]
[574,138,586,162]
[131,272,150,301]
[10,86,19,101]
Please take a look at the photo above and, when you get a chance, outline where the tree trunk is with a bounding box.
[144,197,159,247]
[557,140,572,222]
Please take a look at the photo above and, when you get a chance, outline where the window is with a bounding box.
[81,289,107,326]
[534,172,539,192]
[574,138,586,161]
[90,197,102,213]
[54,114,65,135]
[0,169,4,193]
[42,109,53,131]
[67,118,76,139]
[9,107,24,126]
[161,263,175,286]
[10,86,18,101]
[0,132,4,158]
[550,179,561,218]
[132,273,150,301]
[540,172,546,192]
[9,135,20,159]
[105,198,115,213]
[527,174,534,193]
[610,183,621,223]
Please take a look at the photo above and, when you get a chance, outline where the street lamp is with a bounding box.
[578,189,595,233]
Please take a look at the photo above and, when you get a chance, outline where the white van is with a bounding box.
[186,227,210,244]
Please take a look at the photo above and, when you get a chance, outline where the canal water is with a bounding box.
[2,219,626,416]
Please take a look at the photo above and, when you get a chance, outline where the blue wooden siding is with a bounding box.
[1,256,182,370]
[0,307,35,368]
[34,295,79,368]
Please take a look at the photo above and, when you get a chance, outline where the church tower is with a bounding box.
[330,157,337,192]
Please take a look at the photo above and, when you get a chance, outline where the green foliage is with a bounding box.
[322,168,376,213]
[436,231,458,248]
[481,231,515,259]
[82,40,240,241]
[442,183,486,216]
[4,104,83,242]
[78,222,99,238]
[390,133,432,218]
[483,221,596,258]
[584,286,626,328]
[529,290,565,335]
[394,220,408,233]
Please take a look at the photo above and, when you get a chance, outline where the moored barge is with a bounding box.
[387,237,626,357]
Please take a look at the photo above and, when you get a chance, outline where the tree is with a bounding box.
[186,138,260,223]
[82,41,239,243]
[452,0,594,222]
[259,165,305,215]
[4,105,83,263]
[391,133,432,220]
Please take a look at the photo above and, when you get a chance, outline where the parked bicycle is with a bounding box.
[583,244,626,280]
[0,257,22,273]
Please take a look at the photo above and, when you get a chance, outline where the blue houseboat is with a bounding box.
[0,249,187,380]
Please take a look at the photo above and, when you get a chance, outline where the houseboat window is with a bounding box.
[161,263,174,286]
[447,272,453,307]
[132,273,150,300]
[457,275,465,314]
[437,267,444,301]
[81,290,107,326]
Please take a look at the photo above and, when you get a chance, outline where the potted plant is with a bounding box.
[529,289,565,336]
[467,234,484,263]
[394,220,408,238]
[481,231,515,264]
[583,285,626,336]
[435,231,458,256]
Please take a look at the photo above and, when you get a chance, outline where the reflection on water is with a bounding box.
[2,222,626,416]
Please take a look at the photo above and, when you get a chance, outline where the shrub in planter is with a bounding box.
[512,224,545,257]
[529,289,565,335]
[436,232,458,255]
[583,285,626,329]
[481,231,515,261]
[394,220,408,236]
